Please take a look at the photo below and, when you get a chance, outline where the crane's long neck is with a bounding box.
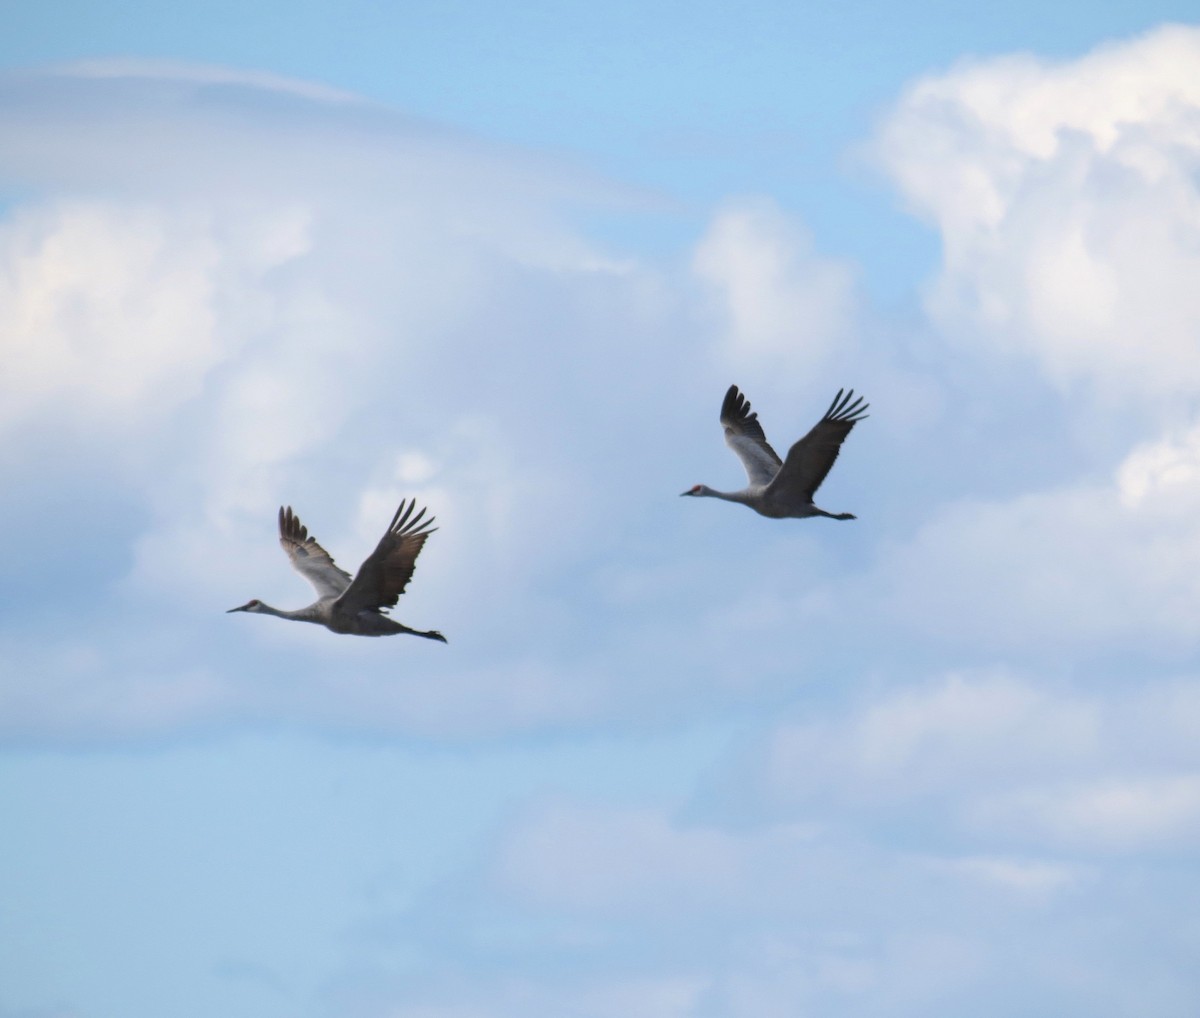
[698,485,754,505]
[259,603,323,624]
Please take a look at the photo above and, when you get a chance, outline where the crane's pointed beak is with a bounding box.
[680,489,694,497]
[226,603,249,613]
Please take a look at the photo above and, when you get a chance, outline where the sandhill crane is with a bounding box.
[227,500,447,641]
[681,385,868,520]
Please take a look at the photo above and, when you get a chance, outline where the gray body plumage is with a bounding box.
[682,385,868,520]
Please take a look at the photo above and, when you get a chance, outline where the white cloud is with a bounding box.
[1117,421,1200,508]
[744,669,1200,855]
[861,421,1200,654]
[756,671,1095,808]
[942,855,1086,895]
[3,62,845,743]
[0,201,224,431]
[692,197,857,375]
[877,24,1200,399]
[973,775,1200,852]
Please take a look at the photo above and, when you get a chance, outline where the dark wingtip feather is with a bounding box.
[389,499,413,532]
[824,388,870,424]
[823,388,846,418]
[279,505,309,542]
[405,506,428,533]
[384,500,439,541]
[721,384,759,425]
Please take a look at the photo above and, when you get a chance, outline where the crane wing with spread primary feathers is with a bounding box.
[335,500,436,616]
[767,388,869,505]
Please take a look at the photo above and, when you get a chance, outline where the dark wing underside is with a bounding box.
[768,388,869,502]
[335,499,437,615]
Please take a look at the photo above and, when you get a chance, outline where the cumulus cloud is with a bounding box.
[0,201,229,432]
[0,64,631,736]
[877,24,1200,401]
[692,197,857,377]
[862,422,1200,654]
[0,62,871,743]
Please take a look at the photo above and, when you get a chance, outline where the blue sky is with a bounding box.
[4,3,1200,1017]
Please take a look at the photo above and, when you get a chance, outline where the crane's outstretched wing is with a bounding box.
[335,500,437,615]
[721,385,783,487]
[768,389,869,502]
[279,506,353,599]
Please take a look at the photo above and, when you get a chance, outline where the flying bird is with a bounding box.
[681,385,869,519]
[227,500,447,641]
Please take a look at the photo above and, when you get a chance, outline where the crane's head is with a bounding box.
[227,598,265,614]
[680,484,706,497]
